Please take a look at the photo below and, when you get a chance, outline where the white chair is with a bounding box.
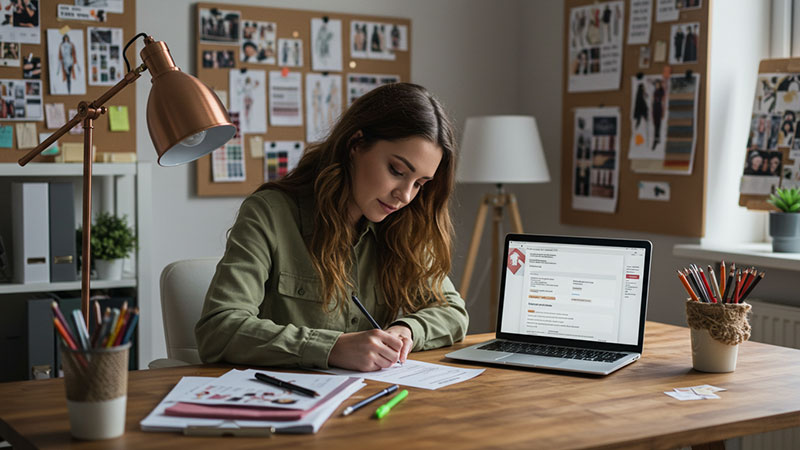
[148,257,218,369]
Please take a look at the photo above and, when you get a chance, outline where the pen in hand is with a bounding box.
[351,295,406,365]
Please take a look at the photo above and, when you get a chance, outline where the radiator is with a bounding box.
[739,299,800,450]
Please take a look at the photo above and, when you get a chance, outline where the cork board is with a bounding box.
[0,0,136,163]
[560,0,710,237]
[194,3,411,197]
[738,58,800,211]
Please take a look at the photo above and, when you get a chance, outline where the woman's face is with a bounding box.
[348,136,442,225]
[770,157,781,172]
[750,155,763,171]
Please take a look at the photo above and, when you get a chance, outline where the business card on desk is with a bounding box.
[664,384,724,401]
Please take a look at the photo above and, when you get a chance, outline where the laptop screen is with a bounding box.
[499,237,649,347]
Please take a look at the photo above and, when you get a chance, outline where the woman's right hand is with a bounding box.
[328,329,403,372]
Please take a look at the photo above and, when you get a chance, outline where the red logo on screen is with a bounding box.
[508,248,525,275]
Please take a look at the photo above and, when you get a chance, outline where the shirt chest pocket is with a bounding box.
[274,271,332,329]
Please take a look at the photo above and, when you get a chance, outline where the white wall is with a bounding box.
[135,0,522,366]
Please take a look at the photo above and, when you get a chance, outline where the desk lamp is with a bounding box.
[18,34,236,325]
[457,115,550,329]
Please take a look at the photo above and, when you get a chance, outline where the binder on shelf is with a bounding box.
[11,182,49,284]
[26,298,55,380]
[48,182,78,283]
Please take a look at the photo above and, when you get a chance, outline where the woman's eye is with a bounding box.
[389,165,402,176]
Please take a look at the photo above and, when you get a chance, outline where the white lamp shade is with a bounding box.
[457,115,550,184]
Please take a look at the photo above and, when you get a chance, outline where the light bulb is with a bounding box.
[181,130,207,147]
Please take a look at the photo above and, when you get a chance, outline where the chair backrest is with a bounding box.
[159,257,218,364]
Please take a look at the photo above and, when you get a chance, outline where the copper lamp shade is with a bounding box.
[140,38,235,166]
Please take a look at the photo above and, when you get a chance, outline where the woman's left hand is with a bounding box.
[384,325,413,363]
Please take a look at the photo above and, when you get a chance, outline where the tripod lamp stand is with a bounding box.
[18,34,236,325]
[457,116,550,329]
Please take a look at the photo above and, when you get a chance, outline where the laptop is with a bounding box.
[447,234,652,375]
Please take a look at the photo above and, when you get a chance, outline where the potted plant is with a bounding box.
[767,187,800,252]
[78,212,137,280]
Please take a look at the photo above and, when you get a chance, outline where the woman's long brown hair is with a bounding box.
[255,83,457,324]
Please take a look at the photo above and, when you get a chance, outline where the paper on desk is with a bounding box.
[140,376,365,434]
[178,368,353,410]
[664,384,725,401]
[319,359,484,390]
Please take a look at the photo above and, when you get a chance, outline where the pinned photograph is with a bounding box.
[748,114,769,150]
[22,54,39,78]
[305,73,342,142]
[350,21,368,59]
[87,27,123,86]
[775,75,800,113]
[240,20,276,64]
[669,22,699,64]
[0,78,42,120]
[0,0,40,45]
[388,24,407,51]
[572,107,620,213]
[277,38,302,67]
[199,8,240,44]
[754,74,779,114]
[201,50,234,68]
[311,17,342,72]
[0,42,19,67]
[567,1,625,92]
[778,111,796,148]
[367,22,394,60]
[47,28,86,95]
[229,69,267,134]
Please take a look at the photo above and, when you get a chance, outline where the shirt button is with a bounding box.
[297,288,305,296]
[350,317,358,325]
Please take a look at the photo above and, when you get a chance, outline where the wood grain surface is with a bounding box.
[1,322,800,449]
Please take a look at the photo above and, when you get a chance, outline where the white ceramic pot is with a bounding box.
[95,259,123,280]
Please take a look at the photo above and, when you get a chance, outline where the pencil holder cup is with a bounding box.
[61,343,130,440]
[685,300,751,373]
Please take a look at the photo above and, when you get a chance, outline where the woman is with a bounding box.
[195,83,469,372]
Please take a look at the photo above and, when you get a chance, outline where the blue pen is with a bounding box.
[121,309,139,345]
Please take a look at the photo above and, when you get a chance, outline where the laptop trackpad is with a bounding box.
[503,353,571,367]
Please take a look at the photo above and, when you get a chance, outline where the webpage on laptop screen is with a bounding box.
[500,241,646,346]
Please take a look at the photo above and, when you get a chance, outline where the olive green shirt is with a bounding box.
[195,188,469,369]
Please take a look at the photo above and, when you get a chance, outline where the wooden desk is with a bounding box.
[1,321,800,449]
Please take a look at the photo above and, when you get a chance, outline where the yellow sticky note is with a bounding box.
[15,122,37,149]
[108,106,130,132]
[249,136,264,159]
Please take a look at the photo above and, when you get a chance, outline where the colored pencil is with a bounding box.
[678,270,699,301]
[740,272,765,303]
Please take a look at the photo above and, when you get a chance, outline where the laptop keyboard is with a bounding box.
[478,341,626,363]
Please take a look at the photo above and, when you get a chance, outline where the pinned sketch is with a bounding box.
[229,69,267,134]
[388,24,408,51]
[76,0,123,14]
[263,140,304,181]
[669,22,699,65]
[305,73,342,142]
[638,181,670,201]
[47,28,86,95]
[347,73,399,106]
[367,22,394,60]
[656,0,701,23]
[201,50,234,68]
[0,0,40,44]
[627,0,652,45]
[199,8,240,45]
[240,20,276,64]
[212,111,245,182]
[0,79,42,120]
[22,54,40,78]
[44,102,65,129]
[311,18,342,72]
[278,38,302,67]
[87,27,123,86]
[269,70,302,126]
[572,107,620,213]
[629,74,669,159]
[567,1,625,92]
[350,21,368,59]
[0,42,19,67]
[631,73,700,174]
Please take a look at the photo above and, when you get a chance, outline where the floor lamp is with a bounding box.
[457,116,550,330]
[18,34,236,326]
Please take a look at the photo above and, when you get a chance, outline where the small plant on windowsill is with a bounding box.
[767,187,800,253]
[77,212,137,280]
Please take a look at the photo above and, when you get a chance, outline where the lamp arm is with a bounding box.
[17,64,147,167]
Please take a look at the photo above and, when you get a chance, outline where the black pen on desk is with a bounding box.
[342,384,399,416]
[254,372,319,398]
[351,295,381,329]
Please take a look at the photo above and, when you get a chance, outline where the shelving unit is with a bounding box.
[0,161,152,376]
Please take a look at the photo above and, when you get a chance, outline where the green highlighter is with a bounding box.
[374,389,408,419]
